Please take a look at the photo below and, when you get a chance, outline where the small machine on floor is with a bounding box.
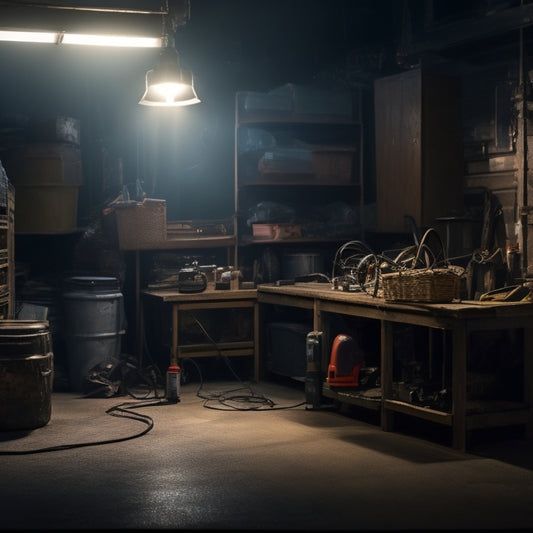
[326,334,364,387]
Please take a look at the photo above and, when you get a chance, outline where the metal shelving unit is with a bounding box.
[234,88,366,281]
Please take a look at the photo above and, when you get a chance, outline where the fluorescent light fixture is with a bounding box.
[0,30,56,44]
[0,29,162,48]
[62,33,161,48]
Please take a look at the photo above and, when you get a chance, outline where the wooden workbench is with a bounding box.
[143,288,259,382]
[257,282,533,450]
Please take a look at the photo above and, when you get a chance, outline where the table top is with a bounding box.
[143,281,533,319]
[143,287,257,303]
[257,282,533,320]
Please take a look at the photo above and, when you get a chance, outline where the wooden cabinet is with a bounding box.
[374,68,464,233]
[234,87,366,281]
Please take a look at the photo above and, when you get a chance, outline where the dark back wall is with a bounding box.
[0,0,398,223]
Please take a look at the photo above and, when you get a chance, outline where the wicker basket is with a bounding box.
[381,268,461,303]
[113,199,167,250]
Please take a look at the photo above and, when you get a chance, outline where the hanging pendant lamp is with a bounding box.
[139,41,200,106]
[138,0,200,111]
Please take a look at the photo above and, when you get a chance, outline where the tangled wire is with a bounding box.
[331,229,451,296]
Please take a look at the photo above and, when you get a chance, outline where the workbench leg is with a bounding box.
[171,304,178,367]
[452,324,467,451]
[316,302,330,375]
[313,299,320,332]
[253,301,259,382]
[381,320,394,432]
[313,300,328,404]
[135,250,143,368]
[523,326,533,440]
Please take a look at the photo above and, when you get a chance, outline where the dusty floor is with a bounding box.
[0,377,532,531]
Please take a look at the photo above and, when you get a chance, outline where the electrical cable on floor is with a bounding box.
[119,325,166,400]
[0,303,306,454]
[0,323,176,456]
[184,312,306,411]
[0,397,171,456]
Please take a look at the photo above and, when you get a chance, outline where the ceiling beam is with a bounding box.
[0,1,190,36]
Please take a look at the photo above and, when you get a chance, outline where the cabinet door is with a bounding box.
[375,70,422,232]
[375,69,463,233]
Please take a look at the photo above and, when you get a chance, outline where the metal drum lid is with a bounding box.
[63,276,120,293]
[0,320,52,357]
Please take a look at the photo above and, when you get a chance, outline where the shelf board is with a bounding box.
[238,179,360,187]
[15,227,87,236]
[239,236,359,246]
[178,341,254,358]
[237,111,361,126]
[383,399,453,425]
[119,235,236,251]
[322,383,381,410]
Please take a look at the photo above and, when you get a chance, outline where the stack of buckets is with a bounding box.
[63,276,126,393]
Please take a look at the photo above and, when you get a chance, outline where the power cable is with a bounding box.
[183,312,306,411]
[0,398,170,456]
[0,302,306,454]
[0,317,172,455]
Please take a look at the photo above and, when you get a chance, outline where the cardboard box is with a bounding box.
[312,146,356,182]
[252,223,302,240]
[15,185,79,233]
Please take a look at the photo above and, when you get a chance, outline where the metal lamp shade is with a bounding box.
[139,46,200,106]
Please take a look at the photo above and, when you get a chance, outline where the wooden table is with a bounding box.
[257,282,533,450]
[143,288,259,382]
[120,233,236,366]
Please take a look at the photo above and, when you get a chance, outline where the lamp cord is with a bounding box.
[161,0,168,44]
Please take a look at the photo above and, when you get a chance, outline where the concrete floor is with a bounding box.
[0,377,532,531]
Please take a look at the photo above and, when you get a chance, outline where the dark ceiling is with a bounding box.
[0,0,403,89]
[2,1,532,89]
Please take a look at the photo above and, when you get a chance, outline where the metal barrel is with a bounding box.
[0,320,54,430]
[62,277,125,393]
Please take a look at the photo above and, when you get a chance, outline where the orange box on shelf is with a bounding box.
[252,223,302,240]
